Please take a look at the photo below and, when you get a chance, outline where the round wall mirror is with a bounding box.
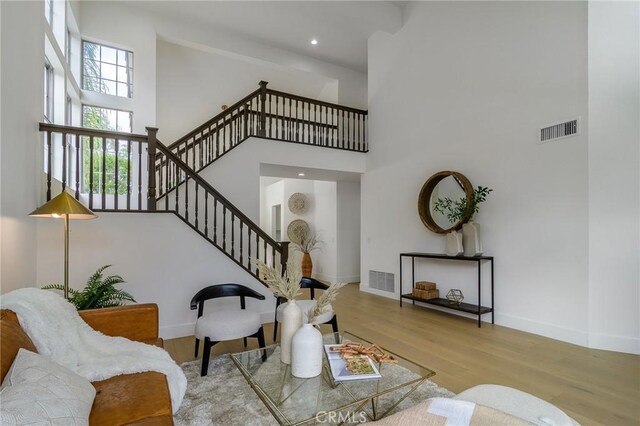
[418,171,474,234]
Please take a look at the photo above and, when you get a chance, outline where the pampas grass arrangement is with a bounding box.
[256,258,302,301]
[307,282,346,324]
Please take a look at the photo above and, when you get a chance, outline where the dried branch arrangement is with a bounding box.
[329,341,398,364]
[256,258,302,301]
[306,282,346,324]
[292,233,322,254]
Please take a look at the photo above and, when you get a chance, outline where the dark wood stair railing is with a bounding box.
[156,81,368,199]
[38,83,366,283]
[39,122,153,212]
[38,122,289,283]
[154,140,289,279]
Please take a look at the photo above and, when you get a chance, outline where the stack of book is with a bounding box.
[413,281,439,299]
[324,344,382,382]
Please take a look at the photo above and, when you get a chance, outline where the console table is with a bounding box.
[399,252,494,327]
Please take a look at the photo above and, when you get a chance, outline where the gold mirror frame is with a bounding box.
[418,171,474,234]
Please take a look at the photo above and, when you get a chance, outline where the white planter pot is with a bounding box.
[280,300,303,364]
[445,230,464,256]
[291,324,323,378]
[462,221,483,256]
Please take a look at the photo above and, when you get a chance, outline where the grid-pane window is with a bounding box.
[82,105,132,194]
[82,41,133,98]
[44,61,54,123]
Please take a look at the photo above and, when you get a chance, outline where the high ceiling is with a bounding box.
[127,1,404,72]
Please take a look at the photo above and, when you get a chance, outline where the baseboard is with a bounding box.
[588,332,640,355]
[159,310,276,340]
[160,322,196,340]
[312,273,337,283]
[360,284,397,299]
[493,312,589,347]
[336,274,360,284]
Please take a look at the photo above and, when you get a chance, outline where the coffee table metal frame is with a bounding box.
[231,331,435,425]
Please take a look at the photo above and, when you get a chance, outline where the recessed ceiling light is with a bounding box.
[310,39,318,46]
[298,172,305,177]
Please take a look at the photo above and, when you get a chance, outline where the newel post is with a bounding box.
[259,81,268,137]
[146,127,158,211]
[279,241,290,276]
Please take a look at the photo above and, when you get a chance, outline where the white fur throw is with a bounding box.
[1,288,187,413]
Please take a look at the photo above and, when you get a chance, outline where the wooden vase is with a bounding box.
[301,252,313,277]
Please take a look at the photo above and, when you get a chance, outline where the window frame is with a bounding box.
[81,40,134,98]
[80,104,134,195]
[44,59,54,123]
[66,27,71,64]
[45,0,53,24]
[81,104,133,133]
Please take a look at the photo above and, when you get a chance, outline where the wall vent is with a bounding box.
[369,270,395,292]
[539,118,579,143]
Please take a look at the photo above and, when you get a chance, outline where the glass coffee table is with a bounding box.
[231,331,435,425]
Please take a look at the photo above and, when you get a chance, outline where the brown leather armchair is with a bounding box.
[1,304,174,426]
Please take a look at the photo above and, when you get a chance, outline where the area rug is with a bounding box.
[174,354,454,425]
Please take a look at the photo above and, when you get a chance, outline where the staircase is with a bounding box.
[39,82,368,285]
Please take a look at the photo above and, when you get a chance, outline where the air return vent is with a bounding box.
[369,270,394,292]
[540,118,579,143]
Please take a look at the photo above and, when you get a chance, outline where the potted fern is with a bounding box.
[43,265,135,310]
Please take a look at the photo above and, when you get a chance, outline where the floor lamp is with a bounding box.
[29,192,97,300]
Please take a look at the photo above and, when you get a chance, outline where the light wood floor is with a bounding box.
[165,284,640,425]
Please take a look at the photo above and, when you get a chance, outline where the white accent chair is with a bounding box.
[191,284,267,376]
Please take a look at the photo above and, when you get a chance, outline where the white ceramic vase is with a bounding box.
[462,221,483,256]
[291,323,323,378]
[445,231,464,256]
[280,299,303,364]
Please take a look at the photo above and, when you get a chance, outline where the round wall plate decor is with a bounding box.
[287,219,310,244]
[288,193,308,214]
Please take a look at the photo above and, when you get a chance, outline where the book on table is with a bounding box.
[324,344,382,382]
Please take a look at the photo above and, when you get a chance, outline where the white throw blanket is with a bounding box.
[1,288,187,413]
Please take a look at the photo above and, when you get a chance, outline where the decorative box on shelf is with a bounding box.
[412,288,439,300]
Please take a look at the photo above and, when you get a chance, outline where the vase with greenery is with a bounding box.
[291,233,321,277]
[42,265,135,310]
[257,258,303,364]
[433,186,493,225]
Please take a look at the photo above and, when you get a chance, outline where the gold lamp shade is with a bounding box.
[29,192,96,300]
[29,192,96,219]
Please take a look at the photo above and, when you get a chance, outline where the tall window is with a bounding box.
[82,105,132,194]
[82,41,133,98]
[66,27,71,64]
[45,0,53,23]
[44,60,54,123]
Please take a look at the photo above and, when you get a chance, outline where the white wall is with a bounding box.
[363,1,591,346]
[79,1,157,132]
[156,40,339,143]
[336,181,360,283]
[78,0,368,139]
[259,176,361,284]
[0,1,44,293]
[260,178,285,240]
[311,180,337,282]
[199,137,366,226]
[35,212,276,339]
[587,1,640,354]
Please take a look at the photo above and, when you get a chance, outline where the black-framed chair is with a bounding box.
[191,283,267,376]
[272,277,339,341]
